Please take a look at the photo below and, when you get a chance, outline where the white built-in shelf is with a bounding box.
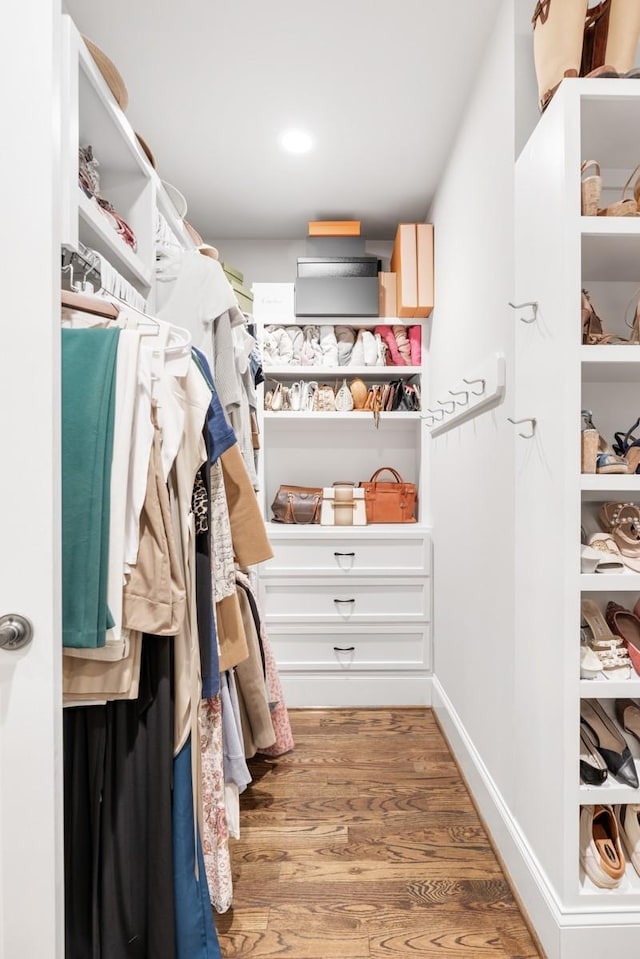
[581,345,640,383]
[270,317,420,328]
[266,523,430,540]
[580,859,640,900]
[581,474,640,492]
[579,759,640,805]
[581,573,640,591]
[264,366,422,378]
[581,217,640,282]
[263,411,422,421]
[77,188,152,289]
[579,679,640,699]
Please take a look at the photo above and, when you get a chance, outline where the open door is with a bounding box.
[0,2,64,956]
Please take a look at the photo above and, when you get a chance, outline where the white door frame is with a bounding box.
[0,2,64,957]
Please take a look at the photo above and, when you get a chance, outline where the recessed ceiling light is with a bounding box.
[280,129,313,154]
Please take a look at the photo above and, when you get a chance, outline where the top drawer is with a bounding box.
[263,532,430,577]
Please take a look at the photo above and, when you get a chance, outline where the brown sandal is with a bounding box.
[582,290,628,344]
[598,164,640,217]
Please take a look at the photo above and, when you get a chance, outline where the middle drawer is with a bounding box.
[261,576,429,623]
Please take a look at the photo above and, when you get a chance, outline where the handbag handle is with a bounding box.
[287,492,321,525]
[368,467,405,484]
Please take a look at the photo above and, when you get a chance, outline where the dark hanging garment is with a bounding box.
[63,635,176,959]
[100,635,176,959]
[64,705,107,959]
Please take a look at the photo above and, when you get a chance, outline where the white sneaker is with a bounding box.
[615,804,640,875]
[580,804,626,888]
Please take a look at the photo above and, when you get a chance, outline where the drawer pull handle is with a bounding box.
[334,598,355,605]
[334,552,355,558]
[334,645,355,652]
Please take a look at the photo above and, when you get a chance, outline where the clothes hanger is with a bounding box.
[61,287,120,320]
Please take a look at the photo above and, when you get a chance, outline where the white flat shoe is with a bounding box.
[587,533,626,573]
[580,645,603,680]
[615,804,640,876]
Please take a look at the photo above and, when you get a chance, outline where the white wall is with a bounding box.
[429,0,517,819]
[216,238,393,287]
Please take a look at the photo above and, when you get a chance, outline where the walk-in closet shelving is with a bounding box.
[60,15,193,305]
[515,79,640,924]
[253,282,432,707]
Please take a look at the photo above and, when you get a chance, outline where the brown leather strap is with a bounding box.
[532,0,551,26]
[581,0,611,76]
[369,467,404,484]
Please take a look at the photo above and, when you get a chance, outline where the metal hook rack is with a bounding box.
[507,416,537,439]
[427,353,506,438]
[508,300,538,324]
[448,388,469,406]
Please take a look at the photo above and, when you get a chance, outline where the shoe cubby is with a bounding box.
[514,80,640,919]
[579,803,640,898]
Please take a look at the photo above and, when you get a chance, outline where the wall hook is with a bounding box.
[437,399,456,414]
[462,377,485,395]
[448,388,469,406]
[427,407,445,421]
[508,300,538,324]
[507,416,537,439]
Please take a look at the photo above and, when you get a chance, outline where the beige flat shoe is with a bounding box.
[587,533,626,573]
[598,503,640,572]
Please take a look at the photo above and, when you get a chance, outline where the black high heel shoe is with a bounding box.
[580,700,639,789]
[613,416,640,474]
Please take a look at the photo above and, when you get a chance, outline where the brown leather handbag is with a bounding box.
[359,468,417,524]
[271,485,322,524]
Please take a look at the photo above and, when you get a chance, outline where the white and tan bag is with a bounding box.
[320,483,367,526]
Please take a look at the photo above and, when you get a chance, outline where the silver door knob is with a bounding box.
[0,614,33,651]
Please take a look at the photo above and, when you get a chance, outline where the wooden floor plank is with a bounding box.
[215,708,541,959]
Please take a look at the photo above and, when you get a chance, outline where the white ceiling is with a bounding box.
[65,0,502,241]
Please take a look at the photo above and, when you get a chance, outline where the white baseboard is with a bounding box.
[432,677,640,959]
[280,672,432,708]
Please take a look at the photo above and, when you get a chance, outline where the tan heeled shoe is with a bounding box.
[582,290,629,344]
[598,164,640,217]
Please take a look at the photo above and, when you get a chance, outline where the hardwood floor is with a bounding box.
[215,708,542,959]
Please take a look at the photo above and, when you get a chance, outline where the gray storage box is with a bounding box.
[297,257,381,279]
[294,276,379,317]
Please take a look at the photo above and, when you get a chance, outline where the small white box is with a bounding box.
[252,282,295,323]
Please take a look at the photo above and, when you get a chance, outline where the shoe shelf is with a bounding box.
[581,573,640,592]
[580,859,640,900]
[581,476,640,495]
[581,346,640,384]
[264,366,422,378]
[580,679,640,699]
[579,764,640,806]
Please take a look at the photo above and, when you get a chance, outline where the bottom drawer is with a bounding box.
[269,626,430,671]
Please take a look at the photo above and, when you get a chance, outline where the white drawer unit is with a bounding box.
[262,576,429,623]
[263,531,430,577]
[268,625,431,671]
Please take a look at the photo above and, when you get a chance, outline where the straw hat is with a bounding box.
[135,133,156,169]
[183,220,203,246]
[82,36,129,111]
[161,181,188,220]
[198,244,220,261]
